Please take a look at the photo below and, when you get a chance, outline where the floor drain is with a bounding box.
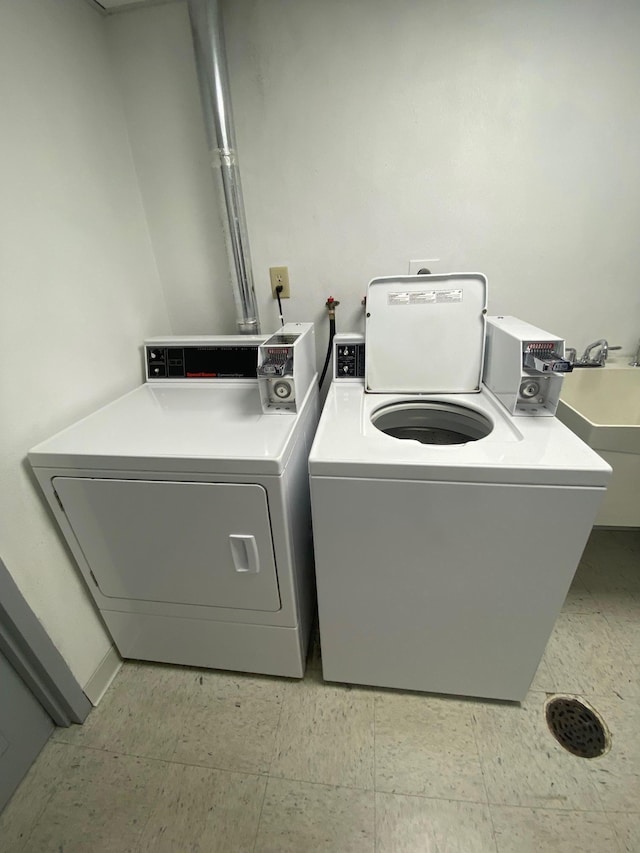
[545,696,610,758]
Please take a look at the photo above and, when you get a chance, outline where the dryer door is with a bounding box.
[52,478,281,612]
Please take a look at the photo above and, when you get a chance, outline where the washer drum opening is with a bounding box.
[371,401,494,445]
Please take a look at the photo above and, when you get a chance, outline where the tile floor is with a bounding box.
[1,529,639,852]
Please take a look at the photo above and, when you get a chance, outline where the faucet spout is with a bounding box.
[579,339,609,367]
[577,339,622,367]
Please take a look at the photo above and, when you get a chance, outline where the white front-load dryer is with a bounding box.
[309,276,611,701]
[29,329,319,678]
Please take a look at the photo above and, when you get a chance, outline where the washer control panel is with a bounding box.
[334,335,365,380]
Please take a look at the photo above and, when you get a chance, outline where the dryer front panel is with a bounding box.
[52,478,281,612]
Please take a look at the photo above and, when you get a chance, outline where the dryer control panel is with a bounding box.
[145,336,265,380]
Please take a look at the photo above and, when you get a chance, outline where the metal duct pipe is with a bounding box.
[187,0,260,334]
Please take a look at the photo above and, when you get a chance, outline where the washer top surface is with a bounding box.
[309,382,611,487]
[29,381,312,475]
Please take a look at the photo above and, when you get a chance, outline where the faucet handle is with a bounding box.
[601,344,621,364]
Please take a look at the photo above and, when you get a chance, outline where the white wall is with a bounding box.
[106,3,238,334]
[0,0,171,688]
[111,0,640,361]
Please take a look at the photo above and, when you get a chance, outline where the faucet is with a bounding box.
[629,340,640,367]
[577,339,621,367]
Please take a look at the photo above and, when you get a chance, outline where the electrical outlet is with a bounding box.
[270,266,290,298]
[408,259,440,275]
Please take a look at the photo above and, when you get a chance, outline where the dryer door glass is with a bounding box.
[52,478,281,612]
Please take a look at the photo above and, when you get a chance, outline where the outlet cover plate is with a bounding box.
[270,266,290,298]
[408,259,440,275]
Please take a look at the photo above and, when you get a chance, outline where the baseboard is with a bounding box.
[83,644,122,706]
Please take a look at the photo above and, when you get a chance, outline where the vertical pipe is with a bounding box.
[187,0,260,334]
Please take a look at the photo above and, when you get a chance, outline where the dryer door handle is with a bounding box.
[229,534,260,574]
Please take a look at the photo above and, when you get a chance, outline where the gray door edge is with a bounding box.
[0,558,91,726]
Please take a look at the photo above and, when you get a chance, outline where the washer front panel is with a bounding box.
[311,474,605,700]
[53,478,281,612]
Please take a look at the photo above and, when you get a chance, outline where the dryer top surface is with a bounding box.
[29,382,315,475]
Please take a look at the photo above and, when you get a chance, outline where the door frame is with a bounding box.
[0,558,90,726]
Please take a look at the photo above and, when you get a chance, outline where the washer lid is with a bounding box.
[365,273,488,394]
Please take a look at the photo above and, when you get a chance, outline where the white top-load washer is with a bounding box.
[309,275,611,701]
[29,324,319,678]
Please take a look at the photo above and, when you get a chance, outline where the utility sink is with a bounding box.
[558,367,640,454]
[557,367,640,527]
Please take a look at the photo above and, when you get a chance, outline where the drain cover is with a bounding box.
[545,696,609,758]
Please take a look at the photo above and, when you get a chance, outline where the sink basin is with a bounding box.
[557,367,640,527]
[557,368,640,454]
